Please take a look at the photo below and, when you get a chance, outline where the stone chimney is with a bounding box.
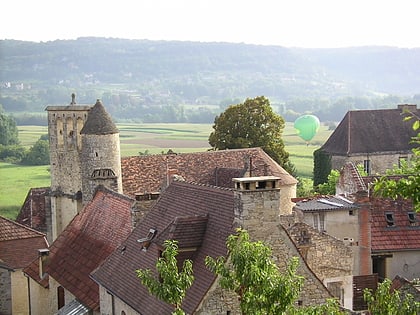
[232,176,282,239]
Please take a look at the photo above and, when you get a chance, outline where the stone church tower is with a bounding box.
[46,95,122,240]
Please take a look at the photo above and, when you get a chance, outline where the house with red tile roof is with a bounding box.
[91,177,333,315]
[122,147,298,219]
[335,162,420,282]
[0,216,48,315]
[315,104,419,177]
[23,186,134,315]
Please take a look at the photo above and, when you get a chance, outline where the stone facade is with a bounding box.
[0,268,11,315]
[231,177,332,307]
[81,132,122,203]
[331,152,413,176]
[47,105,90,240]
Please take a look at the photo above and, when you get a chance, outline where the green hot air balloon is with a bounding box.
[294,115,320,143]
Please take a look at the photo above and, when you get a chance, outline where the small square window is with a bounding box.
[385,212,395,227]
[349,210,354,216]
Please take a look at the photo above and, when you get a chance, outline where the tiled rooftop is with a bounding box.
[121,147,297,198]
[24,186,134,310]
[294,195,359,212]
[0,216,48,269]
[91,180,236,314]
[370,197,420,252]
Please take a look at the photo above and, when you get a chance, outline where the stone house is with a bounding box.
[336,162,420,282]
[293,195,371,277]
[91,176,334,315]
[0,216,48,315]
[23,186,134,315]
[316,104,419,176]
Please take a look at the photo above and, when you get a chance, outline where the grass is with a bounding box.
[0,162,50,219]
[1,122,332,219]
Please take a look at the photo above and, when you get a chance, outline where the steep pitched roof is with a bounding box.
[80,100,119,135]
[370,197,420,252]
[294,195,358,212]
[121,147,297,198]
[25,186,134,310]
[0,216,48,269]
[91,181,235,315]
[320,105,419,155]
[15,187,50,234]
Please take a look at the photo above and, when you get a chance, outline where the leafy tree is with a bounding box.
[21,138,50,165]
[316,169,340,195]
[0,144,27,163]
[374,113,420,212]
[136,240,194,315]
[208,96,294,174]
[205,229,344,315]
[363,278,420,315]
[0,110,19,145]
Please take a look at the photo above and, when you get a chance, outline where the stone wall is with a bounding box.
[332,152,413,176]
[288,222,353,280]
[0,268,11,315]
[195,281,241,315]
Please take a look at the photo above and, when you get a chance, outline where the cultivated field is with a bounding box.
[0,123,332,219]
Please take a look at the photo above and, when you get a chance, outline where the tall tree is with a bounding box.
[208,96,295,174]
[136,240,194,315]
[0,110,19,146]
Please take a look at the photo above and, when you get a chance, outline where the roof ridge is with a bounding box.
[173,178,234,192]
[0,215,46,238]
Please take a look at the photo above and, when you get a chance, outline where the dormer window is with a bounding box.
[408,212,417,226]
[385,212,395,227]
[137,228,157,251]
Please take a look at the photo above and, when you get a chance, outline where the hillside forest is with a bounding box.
[1,37,420,125]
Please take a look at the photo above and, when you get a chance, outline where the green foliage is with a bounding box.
[296,177,315,197]
[374,114,420,212]
[205,228,304,315]
[21,138,50,165]
[364,278,420,315]
[0,144,27,163]
[316,169,340,195]
[208,96,294,174]
[285,298,344,315]
[136,240,194,315]
[0,110,19,145]
[313,149,331,186]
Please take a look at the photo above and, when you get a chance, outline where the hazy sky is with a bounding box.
[2,0,419,48]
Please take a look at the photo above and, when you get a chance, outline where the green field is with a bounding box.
[0,123,331,219]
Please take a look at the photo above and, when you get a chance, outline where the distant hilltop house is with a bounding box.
[314,104,419,184]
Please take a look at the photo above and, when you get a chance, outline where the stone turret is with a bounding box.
[80,99,122,203]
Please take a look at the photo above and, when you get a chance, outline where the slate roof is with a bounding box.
[0,216,48,270]
[80,99,119,135]
[370,197,420,252]
[121,147,297,198]
[320,105,419,155]
[24,186,134,310]
[294,195,359,212]
[16,187,50,234]
[91,180,236,315]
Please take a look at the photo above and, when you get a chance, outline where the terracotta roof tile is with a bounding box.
[121,147,297,198]
[25,186,134,310]
[91,181,235,314]
[16,187,50,234]
[370,197,420,252]
[0,216,48,269]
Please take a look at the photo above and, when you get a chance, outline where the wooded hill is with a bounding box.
[1,38,419,123]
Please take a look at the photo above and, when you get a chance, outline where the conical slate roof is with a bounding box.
[80,100,119,135]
